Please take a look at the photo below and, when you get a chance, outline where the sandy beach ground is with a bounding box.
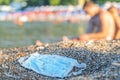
[0,40,120,80]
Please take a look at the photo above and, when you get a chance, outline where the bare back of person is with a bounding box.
[108,6,120,39]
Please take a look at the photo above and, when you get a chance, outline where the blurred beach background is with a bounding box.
[0,0,120,48]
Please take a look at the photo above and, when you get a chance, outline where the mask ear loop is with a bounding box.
[67,63,86,77]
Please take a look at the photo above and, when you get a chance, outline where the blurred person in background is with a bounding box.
[36,0,116,46]
[108,6,120,39]
[63,0,116,41]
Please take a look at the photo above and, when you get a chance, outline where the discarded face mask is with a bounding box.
[18,52,86,78]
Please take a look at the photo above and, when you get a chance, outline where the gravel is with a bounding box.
[0,40,120,80]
